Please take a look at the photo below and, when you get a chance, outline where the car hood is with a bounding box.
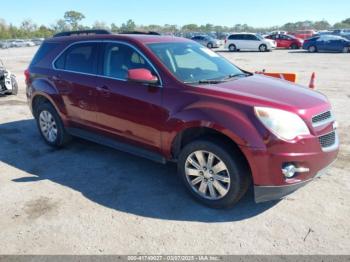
[196,74,329,112]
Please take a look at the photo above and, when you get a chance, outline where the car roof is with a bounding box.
[46,33,191,45]
[229,32,255,35]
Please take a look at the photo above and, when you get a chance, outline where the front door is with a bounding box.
[95,42,166,153]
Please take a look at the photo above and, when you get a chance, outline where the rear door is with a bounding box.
[234,34,245,49]
[279,34,291,48]
[329,39,345,51]
[53,42,99,126]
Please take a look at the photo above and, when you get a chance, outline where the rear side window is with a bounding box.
[30,42,59,67]
[229,35,238,40]
[54,43,98,74]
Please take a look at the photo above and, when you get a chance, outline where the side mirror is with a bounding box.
[127,69,158,84]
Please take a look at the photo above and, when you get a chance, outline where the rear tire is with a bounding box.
[259,44,267,52]
[207,43,213,49]
[34,102,71,147]
[308,45,317,53]
[228,44,237,52]
[178,139,251,208]
[290,43,299,49]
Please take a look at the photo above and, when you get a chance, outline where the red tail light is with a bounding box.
[24,69,30,84]
[225,39,227,44]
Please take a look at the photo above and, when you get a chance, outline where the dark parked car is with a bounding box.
[331,29,350,40]
[303,35,350,53]
[191,35,221,48]
[26,30,339,208]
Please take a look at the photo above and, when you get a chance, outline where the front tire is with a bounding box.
[35,102,71,147]
[207,43,213,49]
[308,45,317,53]
[178,139,251,208]
[259,44,267,52]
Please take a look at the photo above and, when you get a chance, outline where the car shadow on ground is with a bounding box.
[1,119,278,223]
[216,50,272,53]
[288,50,348,54]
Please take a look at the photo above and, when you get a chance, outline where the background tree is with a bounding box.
[110,23,119,33]
[64,10,85,30]
[120,19,136,32]
[51,19,71,33]
[92,21,110,30]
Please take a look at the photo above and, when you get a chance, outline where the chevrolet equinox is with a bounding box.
[25,30,339,208]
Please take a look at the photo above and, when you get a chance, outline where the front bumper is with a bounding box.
[239,128,339,203]
[254,179,311,203]
[254,159,334,202]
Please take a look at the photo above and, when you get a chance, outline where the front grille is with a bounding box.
[318,131,336,148]
[312,111,332,126]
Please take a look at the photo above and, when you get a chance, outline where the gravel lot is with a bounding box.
[0,46,349,255]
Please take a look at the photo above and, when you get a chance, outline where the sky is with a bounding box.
[1,0,349,27]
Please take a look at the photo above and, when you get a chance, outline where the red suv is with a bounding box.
[26,30,339,208]
[265,34,303,49]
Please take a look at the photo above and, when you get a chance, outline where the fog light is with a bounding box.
[282,164,296,178]
[282,164,310,178]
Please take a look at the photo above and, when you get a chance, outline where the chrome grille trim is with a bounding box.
[312,111,334,127]
[318,131,339,152]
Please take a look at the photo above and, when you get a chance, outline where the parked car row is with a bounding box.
[0,38,44,49]
[264,30,350,53]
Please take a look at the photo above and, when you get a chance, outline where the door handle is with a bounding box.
[96,85,110,92]
[52,75,61,81]
[96,85,111,97]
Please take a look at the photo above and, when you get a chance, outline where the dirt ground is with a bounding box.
[0,46,349,255]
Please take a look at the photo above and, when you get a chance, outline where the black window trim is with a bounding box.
[52,40,163,87]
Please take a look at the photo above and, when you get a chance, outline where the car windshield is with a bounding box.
[147,42,246,84]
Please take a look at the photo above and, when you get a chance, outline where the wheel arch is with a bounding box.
[171,125,253,182]
[30,79,67,120]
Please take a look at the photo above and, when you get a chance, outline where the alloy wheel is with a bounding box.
[39,110,58,143]
[185,150,231,200]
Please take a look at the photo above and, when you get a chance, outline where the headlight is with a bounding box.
[254,107,310,141]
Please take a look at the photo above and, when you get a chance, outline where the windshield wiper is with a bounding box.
[222,73,249,80]
[184,79,225,85]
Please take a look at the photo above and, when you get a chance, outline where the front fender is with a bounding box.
[163,101,266,158]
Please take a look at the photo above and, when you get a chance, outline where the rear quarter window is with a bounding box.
[30,42,60,68]
[54,42,98,74]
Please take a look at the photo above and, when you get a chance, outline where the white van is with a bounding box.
[225,33,276,52]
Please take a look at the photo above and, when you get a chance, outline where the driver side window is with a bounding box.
[102,43,154,80]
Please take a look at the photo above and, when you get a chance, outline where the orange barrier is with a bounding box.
[256,71,297,83]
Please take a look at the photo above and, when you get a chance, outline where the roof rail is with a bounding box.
[53,29,112,37]
[119,31,161,36]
